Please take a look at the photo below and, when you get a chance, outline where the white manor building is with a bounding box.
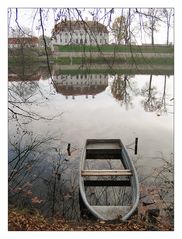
[51,20,109,46]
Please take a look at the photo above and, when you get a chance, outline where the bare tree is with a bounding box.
[9,26,34,38]
[162,8,174,45]
[135,8,164,45]
[145,9,162,45]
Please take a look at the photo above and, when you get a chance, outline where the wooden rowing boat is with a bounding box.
[79,139,139,221]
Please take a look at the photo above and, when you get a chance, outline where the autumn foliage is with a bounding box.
[8,208,173,231]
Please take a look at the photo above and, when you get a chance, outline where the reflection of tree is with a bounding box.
[8,132,80,219]
[111,74,138,109]
[39,152,80,219]
[8,79,44,124]
[9,81,39,100]
[141,75,169,115]
[8,63,52,81]
[39,66,53,80]
[8,132,56,210]
[155,75,167,115]
[8,63,40,101]
[8,63,61,124]
[141,75,158,112]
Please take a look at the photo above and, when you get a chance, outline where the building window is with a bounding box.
[60,39,62,43]
[76,39,78,44]
[65,39,67,43]
[85,39,87,44]
[100,39,102,44]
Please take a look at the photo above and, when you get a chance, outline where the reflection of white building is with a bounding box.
[51,20,109,46]
[53,74,108,99]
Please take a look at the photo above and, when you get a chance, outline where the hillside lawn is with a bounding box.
[55,44,174,54]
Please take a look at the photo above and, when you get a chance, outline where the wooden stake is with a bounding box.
[134,138,138,155]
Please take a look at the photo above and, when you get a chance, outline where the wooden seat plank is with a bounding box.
[81,169,132,176]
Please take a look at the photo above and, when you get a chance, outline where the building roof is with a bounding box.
[55,84,107,96]
[52,20,109,34]
[8,37,39,45]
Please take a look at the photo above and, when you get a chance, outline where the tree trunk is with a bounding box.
[151,15,155,45]
[151,26,154,45]
[166,27,169,45]
[166,22,170,45]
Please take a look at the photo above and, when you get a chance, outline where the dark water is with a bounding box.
[8,65,174,220]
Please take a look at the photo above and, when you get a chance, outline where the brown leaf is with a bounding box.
[31,196,43,204]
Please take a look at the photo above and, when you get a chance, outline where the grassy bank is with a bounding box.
[55,44,174,53]
[52,56,174,65]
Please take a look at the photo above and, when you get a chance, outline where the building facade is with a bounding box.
[51,20,109,46]
[8,37,39,48]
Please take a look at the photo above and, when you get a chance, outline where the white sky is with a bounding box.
[8,7,174,45]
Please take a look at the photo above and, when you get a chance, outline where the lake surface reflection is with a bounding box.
[8,66,174,219]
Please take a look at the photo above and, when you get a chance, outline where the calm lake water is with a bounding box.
[8,65,174,219]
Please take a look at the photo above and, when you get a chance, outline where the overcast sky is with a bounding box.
[8,7,174,45]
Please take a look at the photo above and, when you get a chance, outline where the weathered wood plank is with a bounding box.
[86,141,121,149]
[81,169,132,176]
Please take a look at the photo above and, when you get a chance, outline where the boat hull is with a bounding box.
[79,139,139,221]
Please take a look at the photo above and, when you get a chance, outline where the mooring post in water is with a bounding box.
[67,143,71,156]
[134,138,138,155]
